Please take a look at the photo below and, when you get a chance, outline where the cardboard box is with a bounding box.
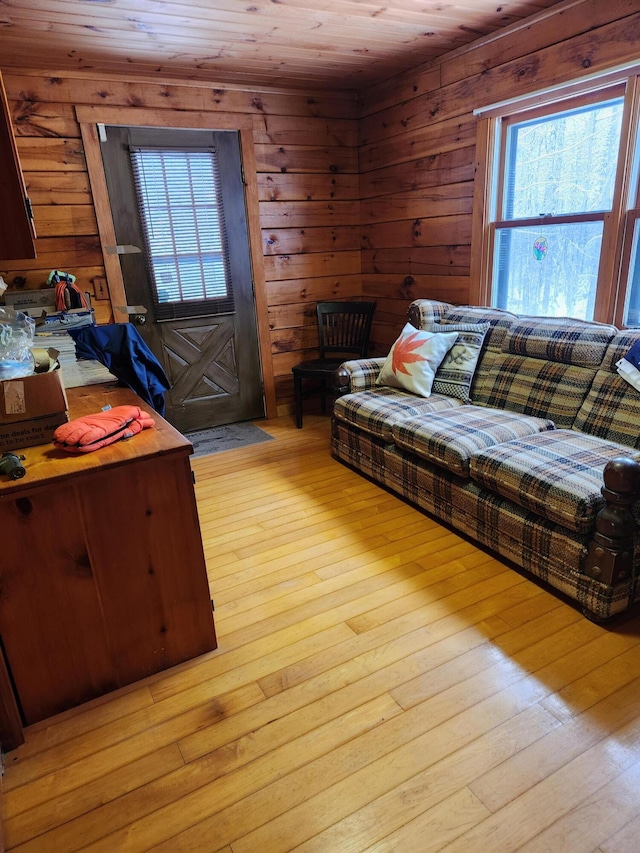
[4,290,57,315]
[4,291,92,318]
[0,362,69,450]
[0,412,68,451]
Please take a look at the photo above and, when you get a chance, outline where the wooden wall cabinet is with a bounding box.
[0,71,36,261]
[0,385,216,729]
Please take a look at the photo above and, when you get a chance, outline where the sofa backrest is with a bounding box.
[408,300,517,396]
[474,316,617,428]
[574,329,640,449]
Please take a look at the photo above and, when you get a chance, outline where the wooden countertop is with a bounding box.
[0,383,192,495]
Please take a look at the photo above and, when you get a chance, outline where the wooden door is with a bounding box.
[100,126,264,432]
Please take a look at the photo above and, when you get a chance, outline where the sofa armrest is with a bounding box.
[408,299,452,329]
[333,358,387,395]
[584,456,640,588]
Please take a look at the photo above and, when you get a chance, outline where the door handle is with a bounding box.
[117,304,148,325]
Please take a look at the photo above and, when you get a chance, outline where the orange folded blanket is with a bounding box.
[53,405,155,453]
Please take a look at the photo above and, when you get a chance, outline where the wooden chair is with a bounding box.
[292,301,376,428]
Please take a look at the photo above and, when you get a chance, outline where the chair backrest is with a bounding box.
[317,301,376,359]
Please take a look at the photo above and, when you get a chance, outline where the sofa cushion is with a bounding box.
[376,323,459,397]
[412,302,515,357]
[438,306,515,357]
[469,429,639,534]
[391,405,555,477]
[573,329,640,450]
[438,306,516,390]
[423,322,490,402]
[333,387,462,441]
[474,316,616,427]
[411,302,517,397]
[504,317,615,367]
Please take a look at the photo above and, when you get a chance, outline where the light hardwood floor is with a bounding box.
[3,414,640,852]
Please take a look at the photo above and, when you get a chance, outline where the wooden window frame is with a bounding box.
[471,77,640,326]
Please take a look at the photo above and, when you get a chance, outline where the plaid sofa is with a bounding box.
[331,299,640,621]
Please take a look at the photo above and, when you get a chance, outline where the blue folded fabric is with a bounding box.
[69,324,171,415]
[623,340,640,370]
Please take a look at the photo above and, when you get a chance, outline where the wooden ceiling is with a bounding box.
[1,0,565,91]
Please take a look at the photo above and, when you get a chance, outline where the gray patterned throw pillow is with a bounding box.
[423,322,490,402]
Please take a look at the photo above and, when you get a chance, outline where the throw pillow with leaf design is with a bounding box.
[376,323,459,397]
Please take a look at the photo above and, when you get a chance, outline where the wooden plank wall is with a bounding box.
[3,0,638,390]
[0,72,361,413]
[358,0,640,353]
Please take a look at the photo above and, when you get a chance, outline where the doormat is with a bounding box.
[186,422,275,457]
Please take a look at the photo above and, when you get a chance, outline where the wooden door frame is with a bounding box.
[76,105,276,419]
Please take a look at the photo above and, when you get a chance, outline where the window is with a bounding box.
[621,123,640,325]
[130,146,234,320]
[476,73,640,325]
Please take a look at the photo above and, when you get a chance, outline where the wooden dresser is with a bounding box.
[0,383,216,747]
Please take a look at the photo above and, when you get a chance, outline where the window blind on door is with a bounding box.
[129,146,234,320]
